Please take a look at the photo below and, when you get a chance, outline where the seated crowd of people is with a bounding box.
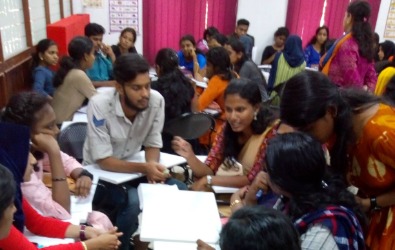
[1,1,395,250]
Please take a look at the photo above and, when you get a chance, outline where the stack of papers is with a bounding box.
[139,183,221,244]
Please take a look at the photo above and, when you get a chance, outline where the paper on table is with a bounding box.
[137,183,179,210]
[77,106,88,114]
[211,186,238,194]
[24,229,75,246]
[140,190,221,244]
[154,241,220,250]
[84,152,187,185]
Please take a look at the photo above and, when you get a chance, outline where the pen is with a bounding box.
[256,189,263,200]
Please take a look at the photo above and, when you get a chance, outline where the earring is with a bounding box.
[254,111,257,120]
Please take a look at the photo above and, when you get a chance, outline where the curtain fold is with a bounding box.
[367,0,381,31]
[324,0,381,40]
[143,0,238,65]
[207,0,238,35]
[285,0,325,47]
[324,0,350,39]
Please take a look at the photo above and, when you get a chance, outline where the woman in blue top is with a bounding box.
[31,39,59,98]
[304,26,329,68]
[177,35,206,80]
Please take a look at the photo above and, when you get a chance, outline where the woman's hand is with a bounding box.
[189,48,197,59]
[75,175,93,197]
[85,226,120,239]
[190,177,210,191]
[31,133,60,154]
[171,136,194,159]
[197,239,215,250]
[355,196,370,213]
[85,231,122,250]
[230,186,248,212]
[244,172,269,205]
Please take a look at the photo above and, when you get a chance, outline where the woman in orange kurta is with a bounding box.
[198,47,235,147]
[280,71,395,250]
[349,103,395,250]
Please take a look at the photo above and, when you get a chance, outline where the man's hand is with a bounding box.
[145,162,167,183]
[75,175,92,197]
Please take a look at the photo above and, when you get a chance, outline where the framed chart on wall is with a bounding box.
[109,0,139,33]
[384,0,395,38]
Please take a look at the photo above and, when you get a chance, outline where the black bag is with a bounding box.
[92,180,129,223]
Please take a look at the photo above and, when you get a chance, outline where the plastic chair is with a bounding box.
[163,112,215,140]
[163,112,216,183]
[57,122,87,162]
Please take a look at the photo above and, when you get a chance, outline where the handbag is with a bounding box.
[92,180,129,223]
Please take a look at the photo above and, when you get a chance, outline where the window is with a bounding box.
[29,0,47,44]
[0,0,27,59]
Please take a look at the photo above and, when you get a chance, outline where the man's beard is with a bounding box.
[123,86,149,112]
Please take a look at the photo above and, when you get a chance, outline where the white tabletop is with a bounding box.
[154,241,220,250]
[140,189,221,244]
[84,151,187,185]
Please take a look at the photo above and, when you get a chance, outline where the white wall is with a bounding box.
[72,0,143,53]
[237,0,288,64]
[376,0,394,42]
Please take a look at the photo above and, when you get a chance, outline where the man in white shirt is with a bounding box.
[84,54,186,250]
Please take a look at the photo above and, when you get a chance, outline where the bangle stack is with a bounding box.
[80,225,87,241]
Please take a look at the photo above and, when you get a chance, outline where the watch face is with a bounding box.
[207,175,212,185]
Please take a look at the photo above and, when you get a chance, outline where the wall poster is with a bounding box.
[384,0,395,38]
[109,0,139,33]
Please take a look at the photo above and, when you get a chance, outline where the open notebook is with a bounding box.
[138,183,221,244]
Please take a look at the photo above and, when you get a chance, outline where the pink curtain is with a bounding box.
[142,0,205,65]
[324,0,351,39]
[324,0,381,40]
[367,0,381,31]
[285,0,326,48]
[206,0,238,35]
[143,0,238,65]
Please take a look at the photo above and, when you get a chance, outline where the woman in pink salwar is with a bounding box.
[320,0,376,91]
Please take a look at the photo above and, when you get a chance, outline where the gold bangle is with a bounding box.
[52,177,67,182]
[81,242,88,250]
[230,199,241,209]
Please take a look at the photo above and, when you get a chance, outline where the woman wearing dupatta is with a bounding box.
[268,35,306,105]
[0,123,121,250]
[172,79,277,191]
[320,1,376,91]
[375,66,395,96]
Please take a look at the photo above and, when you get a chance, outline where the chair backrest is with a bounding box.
[163,112,215,140]
[57,122,87,162]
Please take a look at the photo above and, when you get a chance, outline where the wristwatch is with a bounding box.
[78,169,93,181]
[206,175,212,186]
[370,196,381,211]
